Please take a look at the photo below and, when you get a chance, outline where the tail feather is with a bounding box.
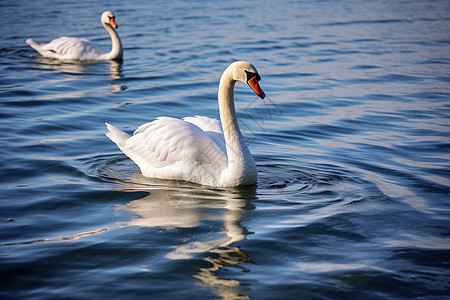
[26,38,42,50]
[105,123,131,148]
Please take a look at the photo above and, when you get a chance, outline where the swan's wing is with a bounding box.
[27,37,105,60]
[183,116,223,133]
[183,116,227,154]
[123,117,227,182]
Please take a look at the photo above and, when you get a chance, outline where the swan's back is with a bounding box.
[106,117,228,186]
[26,37,106,60]
[183,116,227,155]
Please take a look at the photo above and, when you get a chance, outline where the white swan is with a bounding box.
[105,61,266,187]
[26,11,123,61]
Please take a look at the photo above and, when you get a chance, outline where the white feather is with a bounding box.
[183,116,227,155]
[106,117,227,186]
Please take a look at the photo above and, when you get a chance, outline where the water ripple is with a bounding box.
[1,0,450,299]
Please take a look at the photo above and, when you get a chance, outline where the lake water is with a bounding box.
[1,0,449,299]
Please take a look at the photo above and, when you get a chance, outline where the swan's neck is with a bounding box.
[219,70,240,144]
[218,69,256,185]
[103,23,123,60]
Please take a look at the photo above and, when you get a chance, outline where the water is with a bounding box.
[1,0,449,299]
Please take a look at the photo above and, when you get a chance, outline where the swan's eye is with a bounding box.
[245,70,261,83]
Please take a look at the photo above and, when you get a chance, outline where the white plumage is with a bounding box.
[106,61,266,187]
[26,11,123,61]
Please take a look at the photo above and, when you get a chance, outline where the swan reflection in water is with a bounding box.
[3,163,255,298]
[115,173,256,299]
[28,57,125,93]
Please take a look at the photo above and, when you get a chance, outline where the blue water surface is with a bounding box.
[1,0,449,299]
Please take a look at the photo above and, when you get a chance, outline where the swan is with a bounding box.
[26,11,123,61]
[105,61,266,187]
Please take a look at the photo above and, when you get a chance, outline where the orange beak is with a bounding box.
[110,17,118,29]
[247,75,265,99]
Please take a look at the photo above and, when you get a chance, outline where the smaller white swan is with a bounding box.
[26,11,123,61]
[105,61,266,187]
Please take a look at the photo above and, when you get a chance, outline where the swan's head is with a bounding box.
[231,61,265,99]
[101,11,118,29]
